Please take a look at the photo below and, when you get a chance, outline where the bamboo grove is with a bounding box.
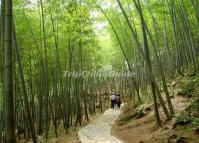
[0,0,199,142]
[98,0,199,123]
[0,0,112,142]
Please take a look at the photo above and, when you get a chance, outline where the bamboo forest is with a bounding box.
[0,0,199,143]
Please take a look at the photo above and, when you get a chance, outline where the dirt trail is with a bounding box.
[78,108,123,143]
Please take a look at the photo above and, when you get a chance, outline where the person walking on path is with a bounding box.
[116,94,122,109]
[110,93,116,109]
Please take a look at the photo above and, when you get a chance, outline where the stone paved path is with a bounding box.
[78,108,123,143]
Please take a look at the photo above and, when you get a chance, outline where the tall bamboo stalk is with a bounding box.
[5,0,16,142]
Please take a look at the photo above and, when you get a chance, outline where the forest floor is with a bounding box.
[112,74,199,143]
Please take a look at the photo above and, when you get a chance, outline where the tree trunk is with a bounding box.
[0,1,5,140]
[5,0,16,142]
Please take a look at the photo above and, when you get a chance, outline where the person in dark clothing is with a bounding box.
[116,94,122,109]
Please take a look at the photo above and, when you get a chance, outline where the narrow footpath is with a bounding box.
[78,108,123,143]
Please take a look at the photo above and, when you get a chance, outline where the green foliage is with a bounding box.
[192,118,199,125]
[118,110,137,126]
[188,99,199,109]
[118,108,145,126]
[176,80,195,93]
[175,99,199,127]
[175,111,192,127]
[118,102,143,126]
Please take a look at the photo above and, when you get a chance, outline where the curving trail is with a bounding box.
[78,108,123,143]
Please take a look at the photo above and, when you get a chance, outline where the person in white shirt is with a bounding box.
[110,94,116,109]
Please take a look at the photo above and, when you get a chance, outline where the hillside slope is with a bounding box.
[112,74,199,143]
